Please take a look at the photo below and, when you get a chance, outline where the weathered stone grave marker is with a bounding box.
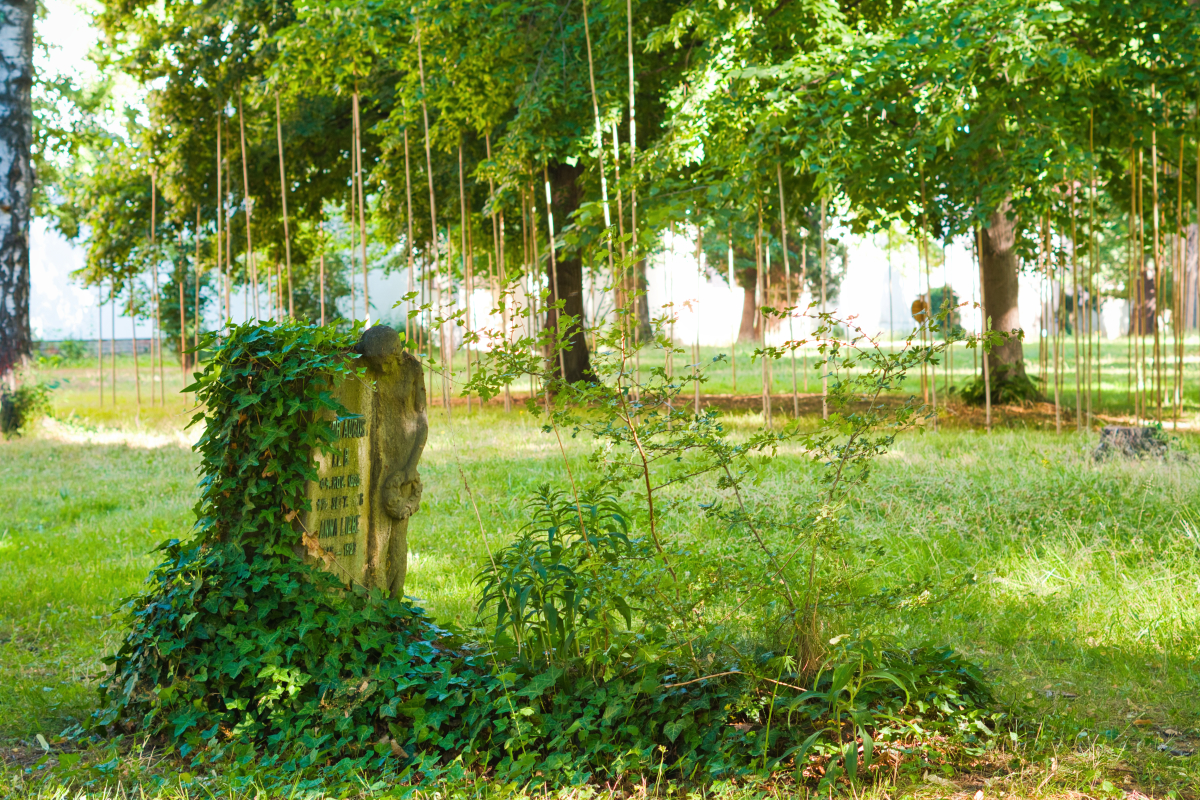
[300,325,428,599]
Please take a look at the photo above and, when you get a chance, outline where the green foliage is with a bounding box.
[87,308,999,788]
[0,381,56,438]
[92,321,503,772]
[478,487,662,674]
[928,286,962,335]
[35,340,89,367]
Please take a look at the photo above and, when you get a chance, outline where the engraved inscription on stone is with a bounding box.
[299,325,428,599]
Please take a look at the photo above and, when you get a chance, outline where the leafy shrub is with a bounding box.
[478,487,664,674]
[957,363,1042,406]
[35,339,88,367]
[0,380,56,437]
[59,339,89,361]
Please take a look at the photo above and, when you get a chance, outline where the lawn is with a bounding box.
[2,353,1198,798]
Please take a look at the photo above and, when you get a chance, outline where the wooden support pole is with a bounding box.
[776,162,799,417]
[415,18,449,417]
[977,223,991,433]
[97,283,103,407]
[353,88,369,324]
[275,93,294,318]
[460,141,473,412]
[405,128,416,341]
[237,94,258,319]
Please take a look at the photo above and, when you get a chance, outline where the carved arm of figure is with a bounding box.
[382,362,427,520]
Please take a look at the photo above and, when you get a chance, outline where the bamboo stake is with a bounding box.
[1055,231,1065,434]
[149,169,159,406]
[979,226,986,381]
[467,188,477,401]
[1135,156,1144,417]
[611,121,629,333]
[178,277,185,392]
[924,234,937,428]
[1071,172,1082,431]
[237,94,258,319]
[110,283,116,405]
[1089,112,1098,420]
[757,199,771,426]
[694,219,702,416]
[193,205,201,371]
[1175,132,1185,425]
[776,162,799,417]
[918,167,936,429]
[582,0,616,338]
[820,197,828,420]
[1126,151,1133,414]
[667,223,674,392]
[415,19,449,417]
[353,89,370,324]
[1151,108,1163,422]
[485,132,512,412]
[130,287,142,410]
[728,224,737,394]
[97,283,103,406]
[528,179,549,409]
[216,114,227,322]
[626,0,640,390]
[978,232,984,381]
[765,217,774,414]
[275,93,294,318]
[802,223,809,390]
[405,128,416,341]
[319,215,326,326]
[232,154,243,323]
[943,239,950,398]
[977,223,991,432]
[459,141,472,412]
[348,123,358,320]
[520,185,530,396]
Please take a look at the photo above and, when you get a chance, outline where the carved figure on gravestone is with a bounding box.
[354,325,428,599]
[301,325,427,601]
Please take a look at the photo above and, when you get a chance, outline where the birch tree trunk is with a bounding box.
[0,0,33,380]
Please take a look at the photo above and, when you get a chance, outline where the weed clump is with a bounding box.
[957,364,1042,406]
[1,380,56,438]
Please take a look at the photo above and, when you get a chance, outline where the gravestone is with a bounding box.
[299,325,428,599]
[1093,425,1167,460]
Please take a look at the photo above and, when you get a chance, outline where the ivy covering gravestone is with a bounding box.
[93,321,503,773]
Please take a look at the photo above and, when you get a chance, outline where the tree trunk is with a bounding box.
[633,256,652,342]
[737,268,758,343]
[980,200,1026,379]
[0,1,32,379]
[546,163,595,383]
[1128,270,1157,335]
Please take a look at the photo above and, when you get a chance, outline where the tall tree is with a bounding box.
[0,0,33,379]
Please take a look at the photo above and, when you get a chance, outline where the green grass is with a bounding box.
[3,356,1200,797]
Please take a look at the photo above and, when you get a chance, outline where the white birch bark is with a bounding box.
[0,0,33,377]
